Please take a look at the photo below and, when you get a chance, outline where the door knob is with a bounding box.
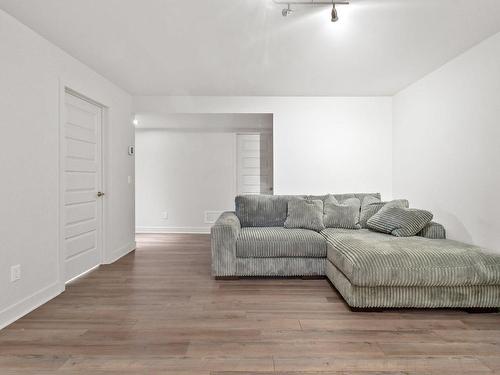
[97,192,105,197]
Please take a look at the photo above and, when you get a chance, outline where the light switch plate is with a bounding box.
[161,211,168,220]
[11,265,21,282]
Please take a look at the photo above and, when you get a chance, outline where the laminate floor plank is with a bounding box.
[0,233,499,374]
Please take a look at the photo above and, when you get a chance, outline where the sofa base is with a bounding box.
[348,307,386,313]
[233,257,325,277]
[326,260,500,309]
[347,306,499,313]
[464,308,500,314]
[215,275,327,280]
[214,276,241,280]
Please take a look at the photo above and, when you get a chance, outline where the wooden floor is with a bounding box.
[1,234,500,374]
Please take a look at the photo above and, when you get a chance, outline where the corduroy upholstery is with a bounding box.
[215,193,380,277]
[237,257,325,277]
[284,199,325,232]
[323,196,361,229]
[211,212,240,277]
[359,197,409,228]
[418,221,446,239]
[235,195,300,227]
[212,194,500,309]
[237,227,327,258]
[305,193,381,204]
[323,228,500,287]
[367,206,433,237]
[236,193,380,228]
[326,260,500,308]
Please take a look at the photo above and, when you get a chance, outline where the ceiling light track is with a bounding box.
[274,0,350,22]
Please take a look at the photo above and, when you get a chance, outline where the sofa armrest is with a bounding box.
[417,221,446,239]
[211,212,241,277]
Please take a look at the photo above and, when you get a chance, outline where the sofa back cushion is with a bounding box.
[305,193,381,204]
[236,193,381,227]
[284,199,326,232]
[323,196,361,229]
[235,195,299,227]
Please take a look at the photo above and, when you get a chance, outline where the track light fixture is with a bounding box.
[275,1,349,22]
[331,4,338,22]
[282,3,293,17]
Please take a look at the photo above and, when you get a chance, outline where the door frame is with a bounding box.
[58,81,109,290]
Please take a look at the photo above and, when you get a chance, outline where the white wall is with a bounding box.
[0,10,135,328]
[134,97,393,198]
[393,32,500,252]
[135,130,237,233]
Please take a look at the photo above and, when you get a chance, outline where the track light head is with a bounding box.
[331,4,338,22]
[282,4,293,17]
[275,1,349,22]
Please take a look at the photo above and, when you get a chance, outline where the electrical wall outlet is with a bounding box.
[205,211,222,224]
[160,211,168,220]
[11,265,21,282]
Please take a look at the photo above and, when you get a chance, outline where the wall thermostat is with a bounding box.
[128,146,135,155]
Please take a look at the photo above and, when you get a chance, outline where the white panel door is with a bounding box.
[237,133,273,195]
[62,92,103,282]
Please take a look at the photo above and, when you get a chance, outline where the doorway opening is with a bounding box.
[236,132,273,195]
[133,113,273,234]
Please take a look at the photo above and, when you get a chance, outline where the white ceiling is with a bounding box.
[1,0,500,96]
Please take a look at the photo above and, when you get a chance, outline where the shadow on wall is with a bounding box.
[438,211,473,245]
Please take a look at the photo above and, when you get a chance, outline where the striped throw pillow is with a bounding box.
[367,204,433,237]
[359,197,409,228]
[323,195,361,229]
[284,199,325,232]
[418,221,446,239]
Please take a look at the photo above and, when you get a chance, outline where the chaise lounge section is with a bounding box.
[324,228,500,308]
[211,194,500,309]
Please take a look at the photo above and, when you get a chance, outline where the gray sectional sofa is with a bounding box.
[211,194,500,309]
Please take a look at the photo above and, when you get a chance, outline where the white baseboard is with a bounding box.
[0,282,63,330]
[0,242,136,330]
[136,226,210,234]
[103,241,137,264]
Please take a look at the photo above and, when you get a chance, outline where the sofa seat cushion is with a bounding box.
[322,228,500,287]
[237,227,327,258]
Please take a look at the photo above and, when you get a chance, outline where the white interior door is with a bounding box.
[237,133,273,195]
[62,92,103,282]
